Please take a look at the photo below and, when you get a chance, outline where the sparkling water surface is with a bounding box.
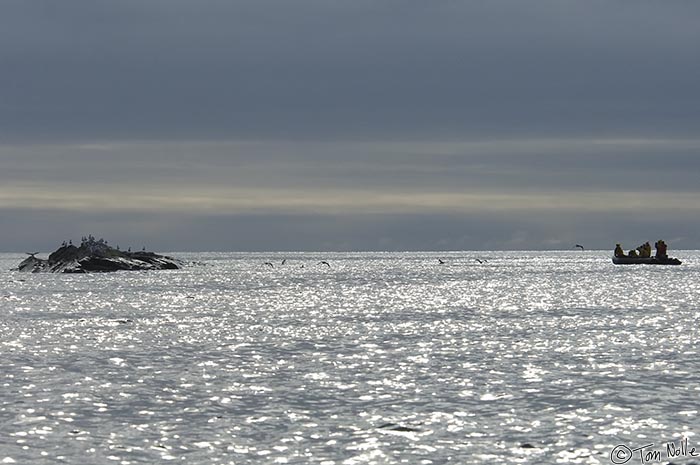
[2,251,700,464]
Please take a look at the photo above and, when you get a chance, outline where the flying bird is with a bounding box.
[281,259,286,265]
[575,244,585,251]
[438,259,446,264]
[263,262,274,268]
[319,261,331,268]
[475,258,485,264]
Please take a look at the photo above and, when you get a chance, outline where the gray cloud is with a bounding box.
[1,1,699,251]
[2,1,699,141]
[2,208,696,253]
[2,139,699,194]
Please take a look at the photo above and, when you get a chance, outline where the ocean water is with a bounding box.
[1,250,700,465]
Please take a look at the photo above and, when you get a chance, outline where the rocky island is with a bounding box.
[16,236,183,273]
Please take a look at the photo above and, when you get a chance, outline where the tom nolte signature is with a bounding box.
[610,438,699,464]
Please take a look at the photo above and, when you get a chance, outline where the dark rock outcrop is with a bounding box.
[16,238,182,273]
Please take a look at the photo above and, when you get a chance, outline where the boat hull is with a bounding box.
[612,256,682,265]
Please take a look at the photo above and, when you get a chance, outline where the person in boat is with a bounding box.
[637,242,652,258]
[628,249,639,258]
[655,240,668,259]
[614,244,626,257]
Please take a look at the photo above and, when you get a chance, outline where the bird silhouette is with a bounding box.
[319,261,331,268]
[438,258,445,264]
[575,244,585,251]
[281,259,286,265]
[25,252,39,257]
[475,258,485,264]
[263,262,274,268]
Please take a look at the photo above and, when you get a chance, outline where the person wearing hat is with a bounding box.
[614,243,626,257]
[655,240,668,259]
[636,241,652,258]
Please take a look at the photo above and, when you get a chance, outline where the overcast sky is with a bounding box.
[1,1,699,251]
